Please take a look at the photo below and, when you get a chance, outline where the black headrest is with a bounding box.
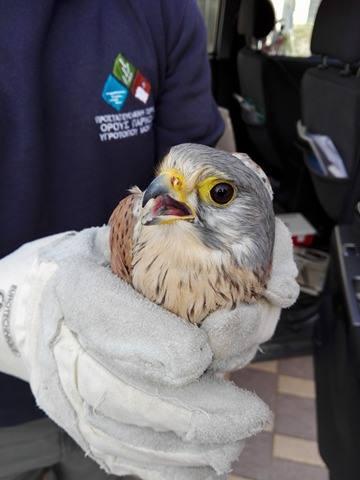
[311,0,360,64]
[238,0,275,42]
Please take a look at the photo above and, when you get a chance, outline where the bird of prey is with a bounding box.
[109,143,275,325]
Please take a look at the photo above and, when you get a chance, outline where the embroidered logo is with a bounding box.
[131,71,151,104]
[113,53,136,88]
[101,52,152,112]
[102,75,129,112]
[96,53,154,142]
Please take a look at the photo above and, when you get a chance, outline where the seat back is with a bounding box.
[301,0,360,223]
[237,0,309,175]
[237,0,280,172]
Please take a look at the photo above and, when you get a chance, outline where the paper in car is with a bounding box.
[297,122,348,179]
[309,133,348,178]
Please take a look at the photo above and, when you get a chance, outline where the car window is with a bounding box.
[196,0,221,54]
[267,0,321,57]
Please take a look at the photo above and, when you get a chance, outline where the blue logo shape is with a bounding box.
[102,74,129,111]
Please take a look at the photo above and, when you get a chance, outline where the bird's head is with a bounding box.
[141,143,275,274]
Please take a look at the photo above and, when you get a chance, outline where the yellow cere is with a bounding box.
[197,176,235,206]
[160,169,235,209]
[161,168,188,203]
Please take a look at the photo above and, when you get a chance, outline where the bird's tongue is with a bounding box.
[152,194,191,217]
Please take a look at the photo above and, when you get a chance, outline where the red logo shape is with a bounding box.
[131,71,151,104]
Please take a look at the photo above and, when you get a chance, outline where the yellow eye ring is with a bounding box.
[197,177,236,206]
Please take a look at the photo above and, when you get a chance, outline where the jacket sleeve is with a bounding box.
[155,0,224,159]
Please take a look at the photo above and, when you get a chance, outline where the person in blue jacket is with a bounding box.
[0,0,224,478]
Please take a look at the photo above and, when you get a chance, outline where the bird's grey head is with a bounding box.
[141,143,275,276]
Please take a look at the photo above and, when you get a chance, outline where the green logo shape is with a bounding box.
[113,53,136,88]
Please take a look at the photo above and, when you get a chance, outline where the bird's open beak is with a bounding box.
[141,173,195,225]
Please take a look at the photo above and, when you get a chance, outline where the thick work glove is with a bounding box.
[202,217,299,371]
[0,226,276,480]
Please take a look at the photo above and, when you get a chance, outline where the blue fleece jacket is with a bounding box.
[0,0,223,426]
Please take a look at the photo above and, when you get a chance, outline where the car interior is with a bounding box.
[197,0,360,478]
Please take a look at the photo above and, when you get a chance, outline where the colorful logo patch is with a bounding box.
[113,53,136,88]
[102,74,129,112]
[131,71,152,104]
[102,52,152,111]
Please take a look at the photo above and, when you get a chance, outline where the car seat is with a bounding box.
[301,0,360,224]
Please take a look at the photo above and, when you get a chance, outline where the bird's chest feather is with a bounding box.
[131,224,263,324]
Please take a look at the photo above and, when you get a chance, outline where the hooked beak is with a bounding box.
[141,174,195,225]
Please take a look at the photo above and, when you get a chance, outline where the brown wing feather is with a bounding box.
[109,193,139,283]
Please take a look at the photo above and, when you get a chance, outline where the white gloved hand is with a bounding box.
[0,227,273,480]
[201,218,300,372]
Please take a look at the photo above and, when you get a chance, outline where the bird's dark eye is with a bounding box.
[209,183,234,205]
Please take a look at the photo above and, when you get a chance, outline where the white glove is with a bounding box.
[0,227,273,480]
[201,218,300,372]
